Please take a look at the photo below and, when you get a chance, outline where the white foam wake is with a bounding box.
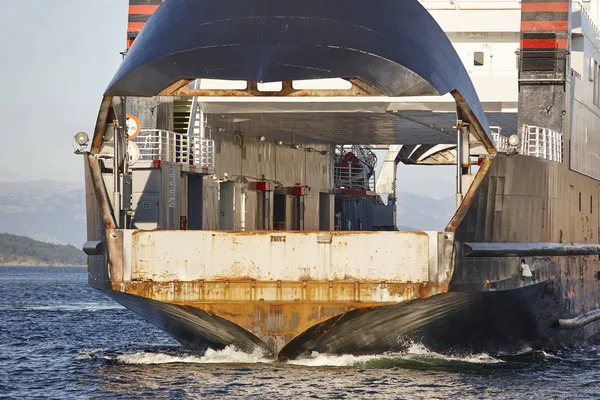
[288,343,503,367]
[287,352,387,367]
[116,345,273,365]
[115,342,503,367]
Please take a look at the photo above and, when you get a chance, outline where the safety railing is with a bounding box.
[521,125,563,163]
[491,126,509,153]
[193,136,215,174]
[519,49,566,74]
[130,129,215,173]
[518,47,567,90]
[131,129,189,164]
[334,164,370,190]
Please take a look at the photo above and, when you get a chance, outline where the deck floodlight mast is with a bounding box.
[72,132,90,154]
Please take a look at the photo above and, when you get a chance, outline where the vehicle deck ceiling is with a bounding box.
[106,0,493,146]
[203,110,517,145]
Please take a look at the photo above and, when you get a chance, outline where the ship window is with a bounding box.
[474,51,484,66]
[579,192,582,212]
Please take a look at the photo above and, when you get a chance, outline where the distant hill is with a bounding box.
[396,193,455,231]
[0,233,86,266]
[0,180,86,246]
[0,180,455,247]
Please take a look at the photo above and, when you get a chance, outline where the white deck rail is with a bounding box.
[131,129,215,172]
[491,126,509,153]
[133,129,189,163]
[193,136,215,174]
[521,125,563,163]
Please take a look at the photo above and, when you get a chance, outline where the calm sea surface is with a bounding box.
[1,267,599,399]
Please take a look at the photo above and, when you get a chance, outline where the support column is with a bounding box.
[456,121,472,208]
[456,126,463,208]
[113,119,124,228]
[375,144,402,226]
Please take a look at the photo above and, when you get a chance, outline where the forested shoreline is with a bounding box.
[0,233,86,266]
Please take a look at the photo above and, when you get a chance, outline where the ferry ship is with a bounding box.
[78,0,600,358]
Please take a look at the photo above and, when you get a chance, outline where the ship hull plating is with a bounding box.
[280,280,562,359]
[100,277,589,360]
[86,153,600,358]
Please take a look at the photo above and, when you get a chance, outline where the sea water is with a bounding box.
[1,267,599,399]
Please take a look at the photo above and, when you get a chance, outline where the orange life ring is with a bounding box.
[126,114,141,139]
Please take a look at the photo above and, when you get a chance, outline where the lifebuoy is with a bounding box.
[126,114,141,139]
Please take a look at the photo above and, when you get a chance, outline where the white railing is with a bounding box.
[491,126,509,153]
[334,165,370,190]
[132,129,190,164]
[193,136,215,174]
[521,125,563,163]
[130,129,215,173]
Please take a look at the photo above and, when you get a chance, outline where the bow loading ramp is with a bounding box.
[83,0,501,357]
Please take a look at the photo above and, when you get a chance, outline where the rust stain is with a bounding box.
[112,278,448,350]
[158,79,385,98]
[451,90,496,153]
[156,79,194,96]
[131,229,427,237]
[90,96,113,155]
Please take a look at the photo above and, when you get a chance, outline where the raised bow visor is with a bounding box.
[105,0,491,146]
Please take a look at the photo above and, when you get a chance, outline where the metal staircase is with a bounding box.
[170,98,216,173]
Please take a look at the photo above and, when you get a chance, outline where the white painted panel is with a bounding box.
[129,231,431,283]
[428,9,521,32]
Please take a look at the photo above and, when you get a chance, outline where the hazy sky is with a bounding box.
[0,1,456,198]
[0,1,127,183]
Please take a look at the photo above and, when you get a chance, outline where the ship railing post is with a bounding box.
[158,131,163,161]
[198,109,205,167]
[165,130,170,162]
[172,131,177,163]
[456,121,464,208]
[113,122,122,228]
